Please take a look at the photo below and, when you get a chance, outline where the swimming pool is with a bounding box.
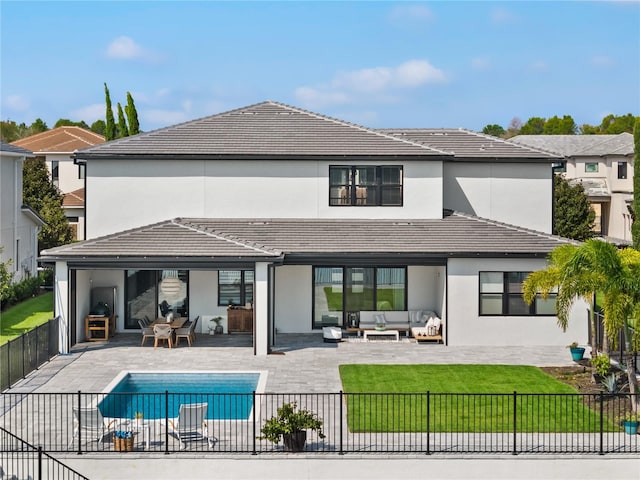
[99,371,267,420]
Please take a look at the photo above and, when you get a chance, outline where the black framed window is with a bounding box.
[329,165,402,206]
[51,160,59,187]
[218,270,254,306]
[479,271,556,316]
[618,162,627,179]
[312,266,406,328]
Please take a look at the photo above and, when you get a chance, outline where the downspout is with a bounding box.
[13,157,20,279]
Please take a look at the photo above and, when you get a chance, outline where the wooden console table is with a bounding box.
[85,315,116,341]
[227,307,253,333]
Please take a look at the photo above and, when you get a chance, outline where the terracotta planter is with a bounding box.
[282,431,307,452]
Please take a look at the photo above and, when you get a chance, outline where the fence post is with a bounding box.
[164,391,169,455]
[512,391,517,456]
[252,391,257,455]
[77,390,82,455]
[21,333,25,379]
[339,391,344,455]
[426,391,431,455]
[599,392,604,455]
[38,445,43,480]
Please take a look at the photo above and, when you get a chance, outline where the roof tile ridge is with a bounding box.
[265,100,452,156]
[62,127,106,146]
[450,210,578,244]
[573,133,632,156]
[173,219,280,256]
[458,128,561,157]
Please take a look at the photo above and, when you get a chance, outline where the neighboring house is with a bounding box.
[511,133,635,243]
[0,142,46,282]
[11,126,105,240]
[40,101,587,355]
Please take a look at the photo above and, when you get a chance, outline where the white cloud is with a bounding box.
[70,103,105,123]
[5,94,30,112]
[389,5,434,23]
[529,60,549,72]
[591,55,614,67]
[471,57,491,71]
[106,36,162,63]
[491,8,517,24]
[296,59,446,108]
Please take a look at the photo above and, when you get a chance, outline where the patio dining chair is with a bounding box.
[138,319,155,346]
[153,323,173,348]
[67,406,124,447]
[164,402,213,450]
[175,316,199,347]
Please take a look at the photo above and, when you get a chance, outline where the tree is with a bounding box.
[90,119,106,135]
[599,114,636,134]
[481,124,505,137]
[523,240,640,412]
[30,118,48,134]
[104,82,116,141]
[22,157,74,251]
[519,117,545,135]
[54,119,90,129]
[125,92,140,135]
[504,117,522,138]
[116,103,129,138]
[553,175,595,241]
[633,118,640,250]
[543,115,577,135]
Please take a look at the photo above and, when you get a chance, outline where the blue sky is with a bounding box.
[1,1,639,133]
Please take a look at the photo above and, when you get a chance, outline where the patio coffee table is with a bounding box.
[363,330,399,342]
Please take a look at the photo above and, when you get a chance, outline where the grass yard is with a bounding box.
[339,364,616,433]
[0,292,54,345]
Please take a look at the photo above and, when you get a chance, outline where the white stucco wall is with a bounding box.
[45,154,84,194]
[443,162,552,233]
[85,159,443,238]
[407,265,445,315]
[274,265,312,333]
[446,258,588,346]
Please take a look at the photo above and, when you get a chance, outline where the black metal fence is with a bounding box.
[1,391,638,455]
[1,427,89,480]
[0,317,59,392]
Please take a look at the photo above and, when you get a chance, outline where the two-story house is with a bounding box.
[511,133,634,243]
[0,142,46,282]
[11,126,105,240]
[40,101,587,355]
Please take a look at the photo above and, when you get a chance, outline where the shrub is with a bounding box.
[0,275,43,310]
[591,354,611,377]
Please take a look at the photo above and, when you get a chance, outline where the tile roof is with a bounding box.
[568,178,610,197]
[510,133,633,157]
[73,101,451,159]
[1,141,33,156]
[62,188,85,207]
[377,128,560,160]
[11,127,105,153]
[40,212,576,262]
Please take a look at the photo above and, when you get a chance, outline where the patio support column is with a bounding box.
[254,262,269,356]
[55,261,69,354]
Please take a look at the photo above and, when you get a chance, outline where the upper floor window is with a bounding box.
[51,160,59,187]
[78,164,86,180]
[584,163,598,173]
[329,166,403,206]
[479,271,556,316]
[618,162,627,179]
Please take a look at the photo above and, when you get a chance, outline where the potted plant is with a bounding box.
[567,341,585,361]
[211,316,224,335]
[259,402,325,452]
[620,412,640,435]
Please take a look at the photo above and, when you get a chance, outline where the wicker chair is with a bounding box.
[175,316,198,347]
[138,319,155,346]
[153,323,173,348]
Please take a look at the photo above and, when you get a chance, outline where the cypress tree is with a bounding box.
[104,83,116,141]
[117,102,129,138]
[125,92,140,135]
[632,118,640,250]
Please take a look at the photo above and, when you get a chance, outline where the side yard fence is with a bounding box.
[0,317,59,392]
[1,391,638,456]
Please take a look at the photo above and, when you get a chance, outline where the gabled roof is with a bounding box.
[62,188,85,208]
[11,127,105,153]
[21,205,46,227]
[40,211,577,264]
[74,101,451,160]
[1,141,33,157]
[510,133,633,157]
[378,128,560,160]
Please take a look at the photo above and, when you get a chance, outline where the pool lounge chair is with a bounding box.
[68,406,126,447]
[165,402,214,450]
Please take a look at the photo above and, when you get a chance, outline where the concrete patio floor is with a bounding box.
[6,333,639,480]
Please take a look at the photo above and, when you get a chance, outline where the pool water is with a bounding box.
[99,372,262,420]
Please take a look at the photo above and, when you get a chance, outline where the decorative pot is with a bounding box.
[622,420,639,435]
[214,325,224,335]
[570,347,585,361]
[282,431,307,452]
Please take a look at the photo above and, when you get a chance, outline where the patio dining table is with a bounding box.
[151,317,187,329]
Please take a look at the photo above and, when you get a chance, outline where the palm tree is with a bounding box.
[524,240,640,411]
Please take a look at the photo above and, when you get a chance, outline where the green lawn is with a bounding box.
[339,364,615,433]
[0,292,54,345]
